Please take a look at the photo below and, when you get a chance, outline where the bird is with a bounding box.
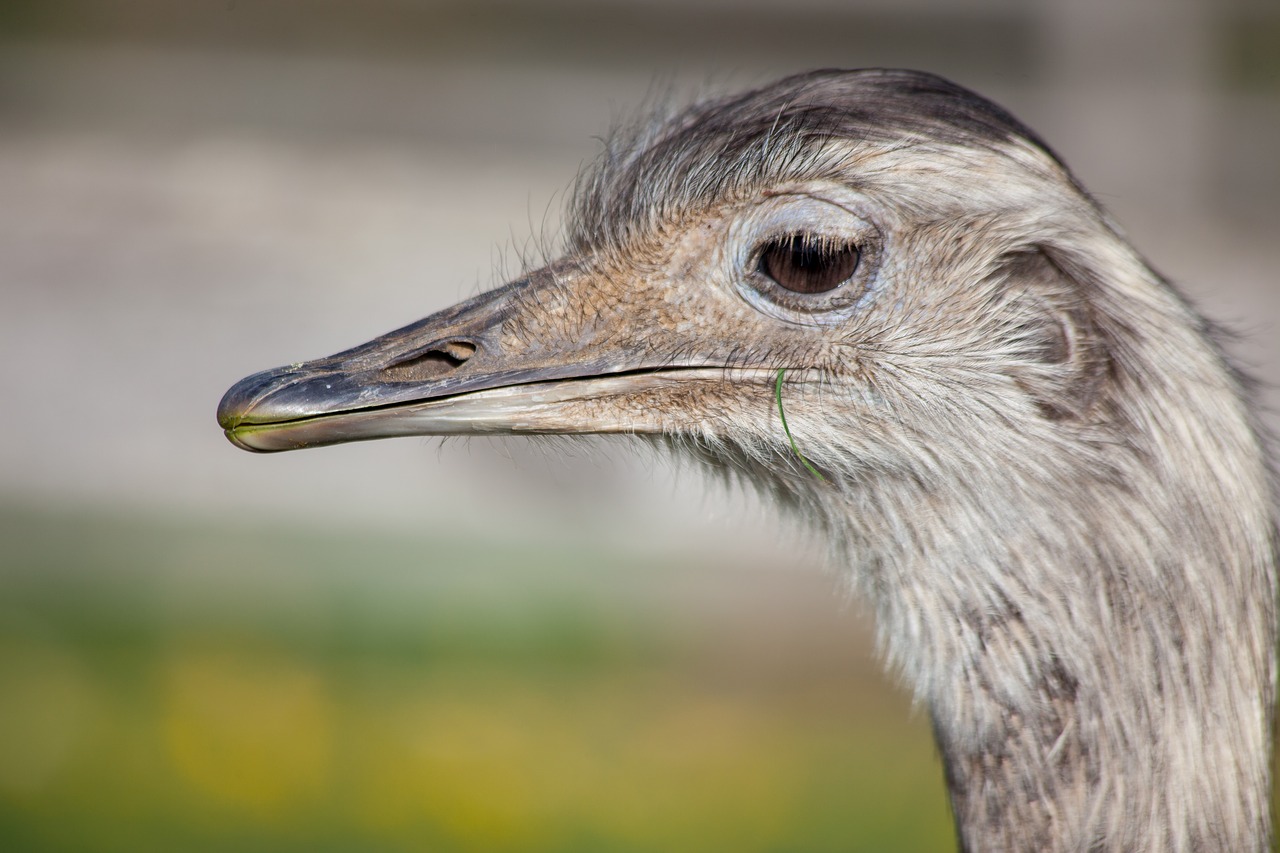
[217,69,1277,852]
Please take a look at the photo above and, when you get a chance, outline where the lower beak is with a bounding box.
[220,368,755,453]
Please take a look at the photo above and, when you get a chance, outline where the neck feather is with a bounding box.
[855,472,1276,851]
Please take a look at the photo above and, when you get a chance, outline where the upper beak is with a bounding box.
[217,262,757,452]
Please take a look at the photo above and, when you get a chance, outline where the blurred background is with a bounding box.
[1,0,1277,850]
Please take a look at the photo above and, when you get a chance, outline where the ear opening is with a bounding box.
[995,249,1113,422]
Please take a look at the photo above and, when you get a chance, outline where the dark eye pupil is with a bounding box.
[760,234,859,294]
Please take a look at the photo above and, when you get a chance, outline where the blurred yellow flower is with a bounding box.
[163,648,333,818]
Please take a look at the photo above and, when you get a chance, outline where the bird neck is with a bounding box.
[861,486,1276,853]
[925,593,1273,852]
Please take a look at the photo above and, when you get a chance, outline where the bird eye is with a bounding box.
[731,195,880,324]
[759,234,860,294]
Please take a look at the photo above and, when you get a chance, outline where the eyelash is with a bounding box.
[757,233,861,295]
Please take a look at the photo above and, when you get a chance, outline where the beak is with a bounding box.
[217,262,767,452]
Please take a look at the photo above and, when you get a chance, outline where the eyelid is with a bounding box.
[727,193,883,325]
[757,234,860,294]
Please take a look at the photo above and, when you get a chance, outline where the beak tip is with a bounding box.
[219,366,309,452]
[223,428,256,452]
[218,365,303,431]
[218,371,261,430]
[216,404,242,432]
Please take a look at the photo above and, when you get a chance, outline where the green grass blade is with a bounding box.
[776,369,825,481]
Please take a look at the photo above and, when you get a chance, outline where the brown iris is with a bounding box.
[759,234,860,294]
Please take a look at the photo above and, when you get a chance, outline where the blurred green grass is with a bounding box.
[0,503,957,851]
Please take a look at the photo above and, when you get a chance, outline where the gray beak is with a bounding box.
[217,263,767,452]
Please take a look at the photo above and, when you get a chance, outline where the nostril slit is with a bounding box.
[437,340,477,362]
[381,340,477,383]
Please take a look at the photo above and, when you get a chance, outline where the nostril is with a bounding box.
[437,340,477,362]
[381,340,477,383]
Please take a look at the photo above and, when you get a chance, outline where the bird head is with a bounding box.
[217,69,1139,505]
